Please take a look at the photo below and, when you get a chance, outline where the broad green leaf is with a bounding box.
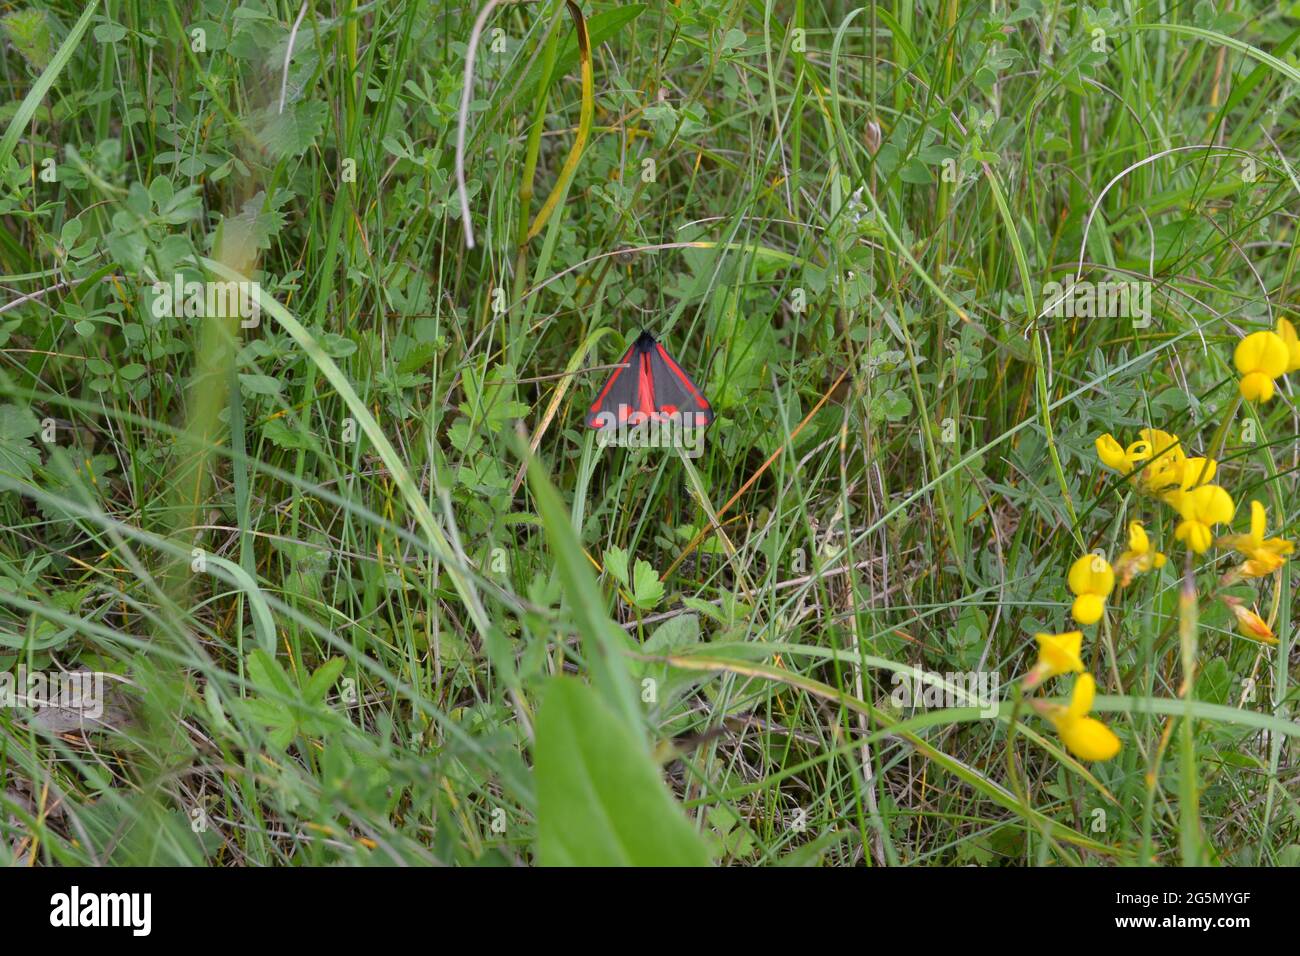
[528,452,641,732]
[0,404,40,482]
[247,648,294,700]
[631,558,664,610]
[262,417,313,451]
[256,100,328,159]
[534,678,710,867]
[93,21,127,44]
[603,545,629,586]
[238,373,282,396]
[645,613,699,651]
[242,696,293,734]
[630,614,704,706]
[303,657,346,705]
[2,10,53,68]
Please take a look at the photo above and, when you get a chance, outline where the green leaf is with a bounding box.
[0,404,40,483]
[900,159,931,184]
[630,614,703,705]
[643,613,700,654]
[534,678,711,866]
[527,451,642,733]
[603,545,629,587]
[256,100,328,159]
[238,373,282,396]
[1,10,54,69]
[262,417,313,451]
[147,174,173,208]
[246,648,294,700]
[242,696,291,725]
[1128,22,1300,86]
[631,558,664,610]
[93,21,127,44]
[302,657,346,705]
[220,190,291,254]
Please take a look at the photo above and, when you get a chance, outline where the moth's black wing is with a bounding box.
[649,342,712,425]
[587,341,643,428]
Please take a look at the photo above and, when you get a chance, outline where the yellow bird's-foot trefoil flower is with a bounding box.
[1115,521,1166,586]
[1217,500,1294,580]
[1133,429,1215,500]
[1162,456,1218,502]
[1169,485,1235,553]
[1033,673,1121,762]
[1095,433,1148,476]
[1276,317,1300,374]
[1067,554,1114,625]
[1134,428,1184,496]
[1022,631,1085,690]
[1220,595,1278,645]
[1234,331,1290,402]
[1093,429,1216,502]
[1138,431,1190,494]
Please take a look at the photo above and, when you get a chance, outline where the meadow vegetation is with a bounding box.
[0,0,1298,866]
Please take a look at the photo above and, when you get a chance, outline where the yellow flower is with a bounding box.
[1234,331,1290,402]
[1067,554,1114,625]
[1168,456,1217,494]
[1034,673,1121,762]
[1221,596,1278,645]
[1097,434,1138,476]
[1115,521,1167,586]
[1023,631,1085,689]
[1097,434,1159,478]
[1095,429,1215,502]
[1170,484,1235,553]
[1133,428,1186,496]
[1218,500,1294,578]
[1277,317,1300,374]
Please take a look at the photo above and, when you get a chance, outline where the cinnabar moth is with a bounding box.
[586,330,712,429]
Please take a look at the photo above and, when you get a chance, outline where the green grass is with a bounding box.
[0,0,1297,866]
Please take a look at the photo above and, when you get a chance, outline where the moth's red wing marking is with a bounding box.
[652,343,712,425]
[637,351,656,416]
[589,334,712,429]
[587,342,639,428]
